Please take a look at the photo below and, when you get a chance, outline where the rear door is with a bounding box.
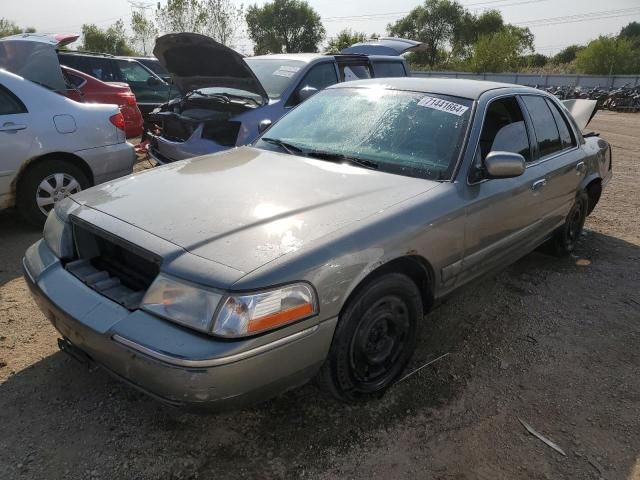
[0,84,33,208]
[519,94,584,232]
[457,95,549,285]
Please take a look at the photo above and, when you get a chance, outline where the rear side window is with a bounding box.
[546,99,576,149]
[373,61,406,77]
[0,85,27,114]
[339,63,372,81]
[521,95,562,158]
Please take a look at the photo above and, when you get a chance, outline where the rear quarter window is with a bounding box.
[0,85,27,114]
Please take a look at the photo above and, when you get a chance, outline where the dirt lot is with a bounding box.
[1,112,639,480]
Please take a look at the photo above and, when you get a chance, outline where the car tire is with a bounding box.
[317,273,422,402]
[549,191,589,256]
[17,160,90,228]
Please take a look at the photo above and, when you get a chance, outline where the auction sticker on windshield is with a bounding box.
[417,96,469,116]
[273,66,301,78]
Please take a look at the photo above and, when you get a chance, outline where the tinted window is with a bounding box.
[546,98,575,149]
[0,85,26,114]
[59,55,116,82]
[137,58,168,76]
[521,95,562,157]
[116,60,153,82]
[479,97,530,161]
[297,63,338,92]
[65,72,85,88]
[245,58,305,99]
[373,61,406,77]
[258,88,472,180]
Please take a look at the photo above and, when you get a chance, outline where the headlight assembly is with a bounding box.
[141,275,317,338]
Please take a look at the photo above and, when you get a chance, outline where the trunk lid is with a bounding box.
[341,37,425,56]
[0,33,78,92]
[153,33,268,104]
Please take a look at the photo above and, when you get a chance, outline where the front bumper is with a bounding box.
[147,129,230,164]
[23,241,336,410]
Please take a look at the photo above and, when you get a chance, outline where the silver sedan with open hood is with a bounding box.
[24,78,611,410]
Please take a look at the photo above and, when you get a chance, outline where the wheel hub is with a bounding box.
[36,173,82,215]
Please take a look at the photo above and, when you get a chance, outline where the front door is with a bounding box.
[458,96,549,285]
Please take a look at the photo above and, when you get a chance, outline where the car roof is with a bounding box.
[247,53,405,64]
[329,77,537,99]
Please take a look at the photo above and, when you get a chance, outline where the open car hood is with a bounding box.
[0,33,78,92]
[341,37,425,56]
[561,99,598,131]
[154,33,268,103]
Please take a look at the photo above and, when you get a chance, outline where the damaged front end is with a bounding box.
[147,33,270,163]
[147,93,259,163]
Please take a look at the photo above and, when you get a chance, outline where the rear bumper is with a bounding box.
[23,241,335,410]
[76,142,136,185]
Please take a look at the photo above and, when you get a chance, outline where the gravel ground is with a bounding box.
[1,112,639,480]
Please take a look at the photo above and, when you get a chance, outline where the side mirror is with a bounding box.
[485,151,525,179]
[297,85,318,103]
[258,119,272,133]
[147,76,161,87]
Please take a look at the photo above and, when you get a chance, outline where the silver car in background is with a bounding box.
[0,35,136,226]
[24,78,611,410]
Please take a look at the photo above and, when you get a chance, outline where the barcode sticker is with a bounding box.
[417,96,469,116]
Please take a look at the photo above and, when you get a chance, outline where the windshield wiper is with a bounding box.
[261,137,306,155]
[306,151,379,170]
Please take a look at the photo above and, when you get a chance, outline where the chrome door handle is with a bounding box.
[531,179,547,191]
[575,161,586,173]
[0,122,27,132]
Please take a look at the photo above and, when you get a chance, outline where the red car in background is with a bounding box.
[62,65,144,138]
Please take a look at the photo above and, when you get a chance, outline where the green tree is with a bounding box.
[469,30,528,73]
[130,11,158,55]
[619,21,640,48]
[575,36,638,74]
[552,44,584,64]
[245,0,325,54]
[80,20,136,55]
[520,52,548,68]
[203,0,245,46]
[156,0,208,34]
[0,18,35,37]
[325,29,368,53]
[388,0,465,67]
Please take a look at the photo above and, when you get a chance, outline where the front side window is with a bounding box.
[289,62,338,105]
[521,95,562,158]
[0,85,27,115]
[116,60,153,82]
[256,87,472,180]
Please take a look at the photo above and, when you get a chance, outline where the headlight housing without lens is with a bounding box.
[43,200,74,259]
[141,275,317,338]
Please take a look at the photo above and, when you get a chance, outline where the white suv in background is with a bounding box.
[0,69,135,226]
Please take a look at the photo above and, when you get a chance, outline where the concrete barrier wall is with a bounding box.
[411,71,640,88]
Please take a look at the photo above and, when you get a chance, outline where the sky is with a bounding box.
[2,0,639,56]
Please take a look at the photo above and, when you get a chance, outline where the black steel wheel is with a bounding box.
[549,191,589,256]
[317,273,422,402]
